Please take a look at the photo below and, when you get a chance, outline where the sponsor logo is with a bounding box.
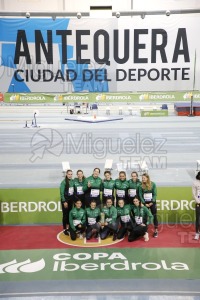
[9,94,46,101]
[10,94,20,101]
[63,95,89,101]
[139,94,175,100]
[0,259,45,273]
[0,199,195,213]
[96,94,131,101]
[183,92,192,99]
[1,200,62,213]
[96,94,106,101]
[139,94,149,100]
[0,254,189,274]
[53,252,189,272]
[182,92,200,100]
[54,94,63,101]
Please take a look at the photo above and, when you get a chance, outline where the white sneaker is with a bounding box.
[144,232,149,242]
[194,233,199,240]
[79,234,83,239]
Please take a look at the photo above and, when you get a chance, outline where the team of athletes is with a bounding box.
[60,167,158,242]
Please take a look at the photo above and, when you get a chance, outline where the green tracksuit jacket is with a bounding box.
[115,179,129,198]
[101,205,117,224]
[74,178,86,196]
[60,178,75,203]
[138,182,157,204]
[85,207,101,225]
[130,205,153,225]
[83,175,102,193]
[102,179,115,197]
[117,204,132,223]
[69,207,86,231]
[128,179,141,197]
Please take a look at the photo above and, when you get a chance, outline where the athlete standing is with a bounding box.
[60,169,75,235]
[115,171,129,204]
[192,171,200,240]
[138,173,158,237]
[83,168,102,208]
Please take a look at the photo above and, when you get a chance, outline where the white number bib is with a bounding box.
[77,186,83,195]
[88,217,96,225]
[106,218,112,223]
[144,193,152,202]
[129,189,136,197]
[73,219,81,226]
[121,215,130,223]
[104,188,113,196]
[135,216,143,225]
[117,189,125,197]
[68,187,74,195]
[90,189,100,197]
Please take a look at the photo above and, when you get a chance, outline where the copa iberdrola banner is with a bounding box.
[0,15,199,93]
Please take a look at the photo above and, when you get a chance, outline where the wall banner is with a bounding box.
[0,187,195,225]
[3,91,200,104]
[0,16,199,93]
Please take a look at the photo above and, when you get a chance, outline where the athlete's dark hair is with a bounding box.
[76,169,85,180]
[196,171,200,180]
[119,171,126,179]
[65,169,73,191]
[93,167,100,174]
[75,198,82,203]
[131,171,138,177]
[90,200,97,204]
[104,170,111,176]
[133,197,142,207]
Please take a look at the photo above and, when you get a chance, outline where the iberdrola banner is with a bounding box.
[0,15,199,93]
[3,91,200,103]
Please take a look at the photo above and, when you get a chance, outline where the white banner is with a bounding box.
[0,16,199,93]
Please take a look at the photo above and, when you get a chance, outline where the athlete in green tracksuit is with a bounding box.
[60,169,75,235]
[69,199,86,241]
[100,198,118,241]
[128,171,141,204]
[85,201,101,240]
[83,168,102,207]
[115,171,129,204]
[102,170,115,205]
[74,169,86,208]
[116,199,133,239]
[138,173,158,237]
[129,197,153,242]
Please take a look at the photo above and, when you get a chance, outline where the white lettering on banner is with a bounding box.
[0,201,62,213]
[156,199,195,211]
[0,17,196,92]
[52,253,189,272]
[0,199,196,214]
[0,253,189,274]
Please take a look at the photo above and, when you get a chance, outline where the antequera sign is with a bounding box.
[0,16,199,93]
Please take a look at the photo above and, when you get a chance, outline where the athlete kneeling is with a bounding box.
[100,198,118,241]
[69,199,86,241]
[129,197,153,242]
[85,201,101,240]
[117,199,133,239]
